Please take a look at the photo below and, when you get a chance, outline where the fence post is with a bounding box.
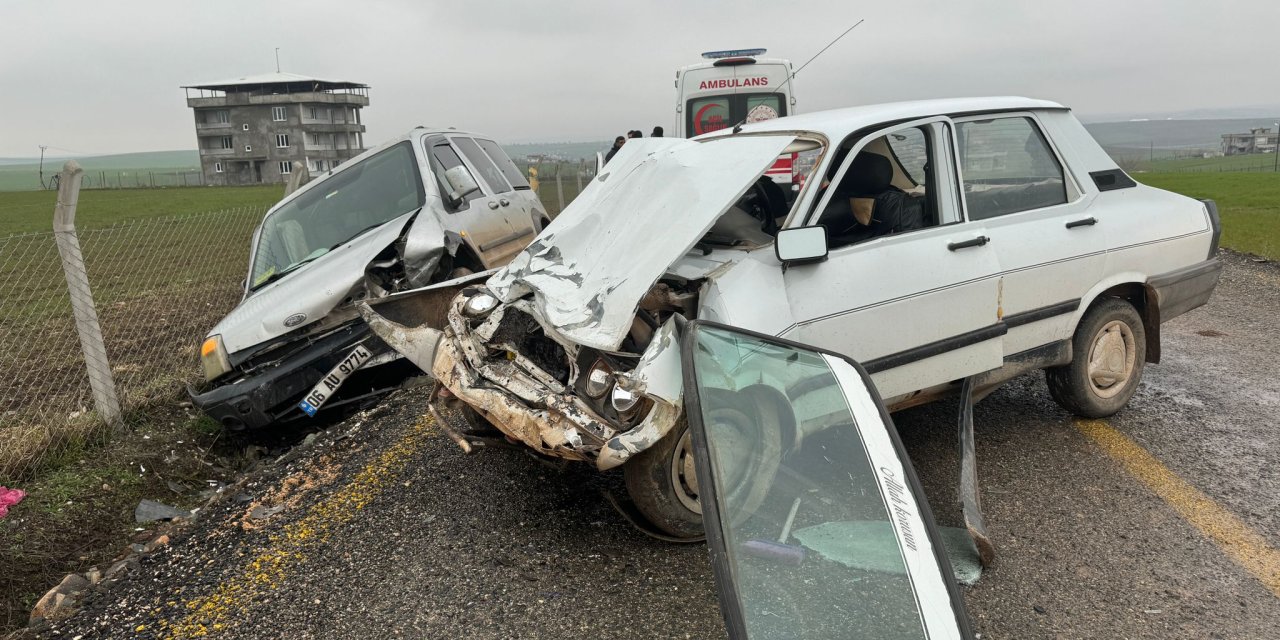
[575,165,583,195]
[52,160,122,426]
[556,173,565,212]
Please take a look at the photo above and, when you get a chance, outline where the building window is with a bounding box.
[220,136,232,149]
[308,107,319,120]
[215,110,229,124]
[214,162,224,173]
[242,124,249,131]
[279,161,293,174]
[311,159,326,172]
[272,106,287,122]
[276,134,290,148]
[331,160,340,168]
[245,145,252,152]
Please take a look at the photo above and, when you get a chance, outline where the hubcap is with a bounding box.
[1087,320,1136,398]
[671,430,701,514]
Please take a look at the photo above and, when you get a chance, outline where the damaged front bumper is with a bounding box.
[364,290,685,470]
[188,323,407,430]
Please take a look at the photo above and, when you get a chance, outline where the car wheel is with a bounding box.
[1046,297,1146,418]
[623,387,784,539]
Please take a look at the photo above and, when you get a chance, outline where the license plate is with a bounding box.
[298,344,373,417]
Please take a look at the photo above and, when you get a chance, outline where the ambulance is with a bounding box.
[675,48,798,186]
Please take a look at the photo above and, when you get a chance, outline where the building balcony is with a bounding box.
[195,121,233,130]
[198,148,237,156]
[187,91,369,109]
[301,122,366,134]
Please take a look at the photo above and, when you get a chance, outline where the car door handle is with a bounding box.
[499,198,511,207]
[1065,217,1098,229]
[487,201,500,210]
[947,235,990,251]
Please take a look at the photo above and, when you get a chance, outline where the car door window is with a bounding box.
[956,117,1067,220]
[475,138,531,190]
[813,124,940,249]
[684,322,972,640]
[427,140,484,211]
[453,137,513,194]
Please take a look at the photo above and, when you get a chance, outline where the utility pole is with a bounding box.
[275,48,281,73]
[1274,123,1278,173]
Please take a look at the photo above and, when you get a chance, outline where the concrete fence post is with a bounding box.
[556,173,565,213]
[52,160,122,426]
[575,166,583,195]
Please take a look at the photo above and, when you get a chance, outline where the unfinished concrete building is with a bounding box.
[183,73,369,186]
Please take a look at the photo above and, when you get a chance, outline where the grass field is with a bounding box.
[0,185,284,235]
[1143,153,1280,173]
[1137,172,1280,260]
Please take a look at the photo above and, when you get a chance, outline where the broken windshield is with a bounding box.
[249,141,426,289]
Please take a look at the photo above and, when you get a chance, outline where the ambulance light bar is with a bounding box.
[701,48,767,60]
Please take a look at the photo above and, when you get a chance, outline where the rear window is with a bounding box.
[687,93,787,137]
[476,138,530,190]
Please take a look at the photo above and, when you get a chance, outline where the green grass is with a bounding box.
[0,150,202,191]
[1144,154,1280,173]
[0,185,284,236]
[1137,172,1280,260]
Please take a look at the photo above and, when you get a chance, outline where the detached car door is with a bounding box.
[683,321,972,640]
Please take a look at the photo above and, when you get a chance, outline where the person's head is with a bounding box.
[613,136,626,148]
[628,130,642,139]
[651,126,664,138]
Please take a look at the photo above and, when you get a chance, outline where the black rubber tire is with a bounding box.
[1046,297,1147,418]
[623,417,706,539]
[623,387,786,539]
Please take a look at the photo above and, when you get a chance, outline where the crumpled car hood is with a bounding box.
[211,211,418,355]
[486,135,795,351]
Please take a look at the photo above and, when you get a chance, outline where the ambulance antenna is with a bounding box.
[732,19,865,134]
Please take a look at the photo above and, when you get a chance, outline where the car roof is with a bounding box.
[678,57,792,73]
[700,96,1068,141]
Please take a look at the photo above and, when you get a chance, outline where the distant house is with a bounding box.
[182,72,370,186]
[1221,127,1278,156]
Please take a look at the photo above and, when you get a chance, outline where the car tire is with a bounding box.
[1046,297,1146,418]
[623,387,784,539]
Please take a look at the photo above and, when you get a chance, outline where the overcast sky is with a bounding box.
[2,0,1278,156]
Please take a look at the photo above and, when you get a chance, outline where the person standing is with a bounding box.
[604,136,626,164]
[651,126,664,138]
[628,130,642,139]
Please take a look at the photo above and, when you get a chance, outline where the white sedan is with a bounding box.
[362,97,1222,539]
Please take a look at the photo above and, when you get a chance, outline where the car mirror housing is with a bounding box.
[444,166,481,206]
[775,225,829,265]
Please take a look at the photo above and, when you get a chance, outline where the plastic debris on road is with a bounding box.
[0,486,26,518]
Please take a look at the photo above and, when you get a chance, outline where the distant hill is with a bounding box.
[1085,118,1280,153]
[501,141,612,162]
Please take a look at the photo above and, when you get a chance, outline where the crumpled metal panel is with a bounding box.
[210,211,418,354]
[485,135,795,352]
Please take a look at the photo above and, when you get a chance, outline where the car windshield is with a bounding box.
[249,141,425,289]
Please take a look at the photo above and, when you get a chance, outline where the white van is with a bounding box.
[675,49,797,184]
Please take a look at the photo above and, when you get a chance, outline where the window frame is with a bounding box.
[214,162,223,173]
[272,106,287,122]
[802,116,964,236]
[424,135,487,212]
[275,134,290,149]
[278,160,292,175]
[451,136,513,194]
[949,111,1083,222]
[686,92,788,137]
[220,136,233,150]
[475,138,531,190]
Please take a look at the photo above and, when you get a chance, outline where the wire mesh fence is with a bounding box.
[524,160,596,217]
[0,206,263,481]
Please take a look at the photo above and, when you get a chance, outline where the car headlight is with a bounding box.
[200,334,232,381]
[463,292,500,317]
[611,385,639,412]
[584,361,612,398]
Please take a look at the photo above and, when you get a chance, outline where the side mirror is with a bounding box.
[775,225,829,265]
[444,166,481,206]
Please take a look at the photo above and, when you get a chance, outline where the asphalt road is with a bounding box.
[33,251,1279,639]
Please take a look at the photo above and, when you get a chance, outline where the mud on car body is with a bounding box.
[363,97,1222,537]
[192,127,550,430]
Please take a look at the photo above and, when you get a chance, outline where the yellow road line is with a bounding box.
[161,414,437,638]
[1076,419,1280,599]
